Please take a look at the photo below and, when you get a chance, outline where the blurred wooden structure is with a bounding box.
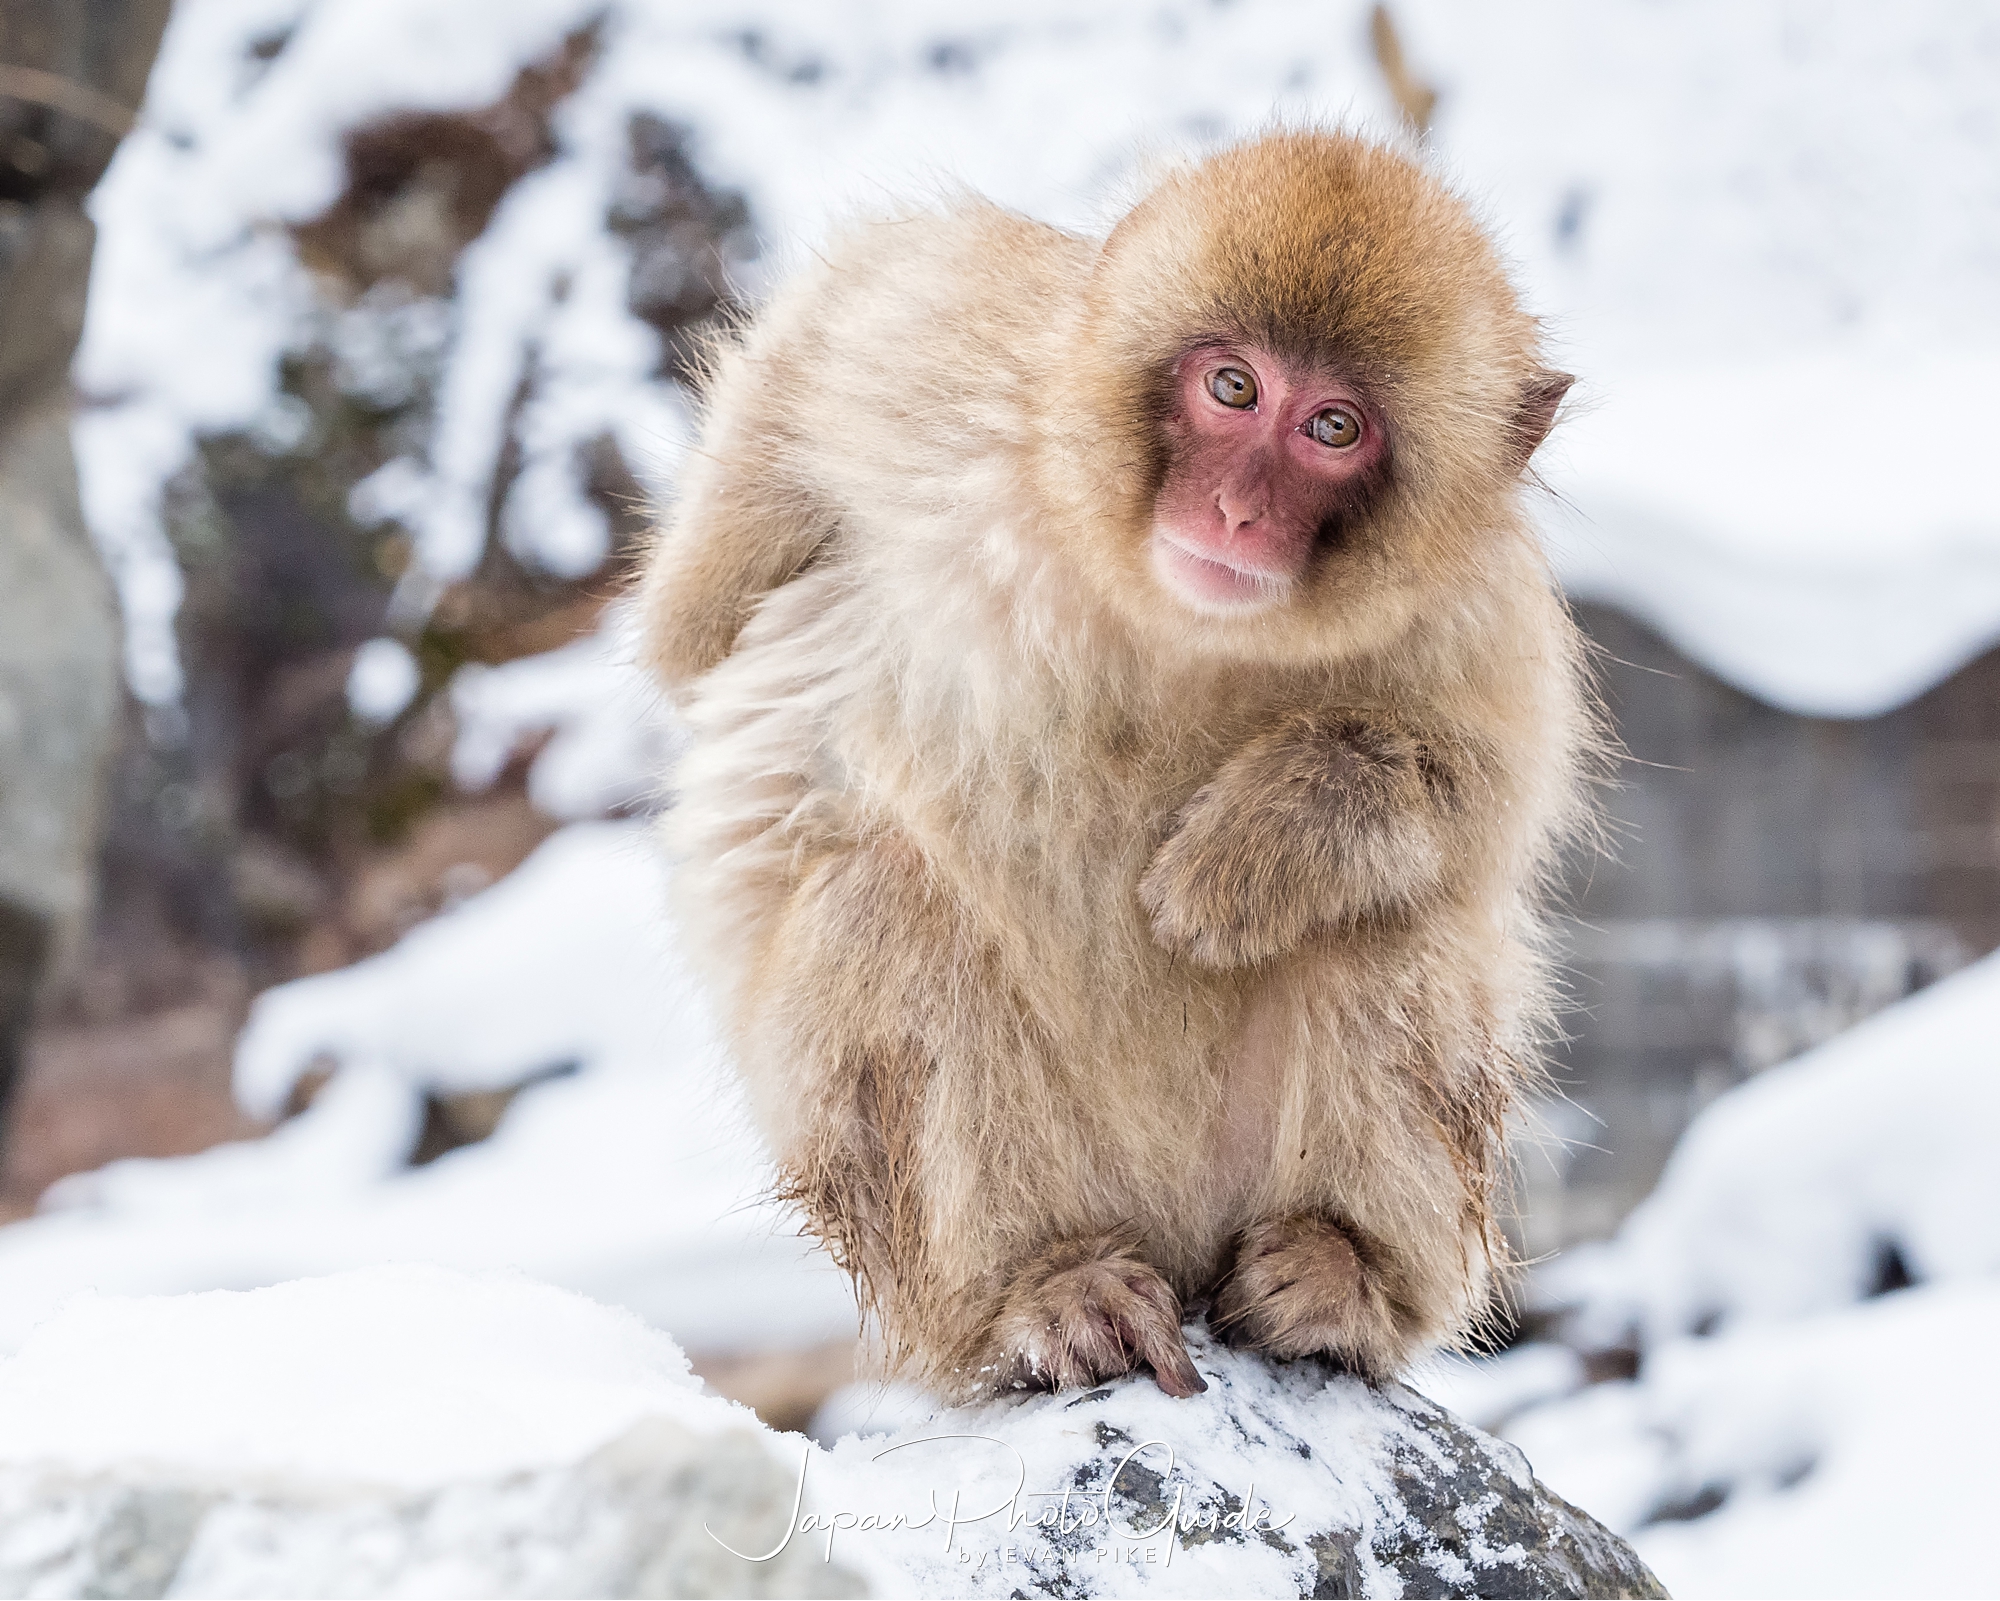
[1533,604,2000,1251]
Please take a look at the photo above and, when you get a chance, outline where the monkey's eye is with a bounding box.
[1307,407,1362,449]
[1207,367,1258,408]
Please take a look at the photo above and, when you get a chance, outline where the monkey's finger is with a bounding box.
[1208,1279,1271,1348]
[1141,1333,1208,1399]
[1101,1276,1207,1397]
[1052,1288,1143,1386]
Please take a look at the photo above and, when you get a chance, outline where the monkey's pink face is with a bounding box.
[1149,345,1385,615]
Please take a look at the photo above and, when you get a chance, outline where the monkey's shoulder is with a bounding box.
[823,198,1087,312]
[777,201,1090,404]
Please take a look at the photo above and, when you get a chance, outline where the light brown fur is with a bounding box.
[640,131,1597,1399]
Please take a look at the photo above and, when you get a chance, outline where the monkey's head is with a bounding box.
[1047,130,1569,665]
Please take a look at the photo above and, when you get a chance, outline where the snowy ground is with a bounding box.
[0,821,854,1357]
[1515,1281,2000,1601]
[1472,952,2000,1598]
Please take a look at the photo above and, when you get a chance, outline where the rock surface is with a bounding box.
[0,1268,1660,1597]
[0,1418,859,1600]
[0,0,170,1133]
[812,1327,1667,1599]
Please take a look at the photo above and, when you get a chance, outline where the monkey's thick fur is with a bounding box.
[641,132,1596,1399]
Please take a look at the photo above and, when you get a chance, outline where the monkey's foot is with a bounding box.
[992,1242,1207,1398]
[1211,1214,1406,1379]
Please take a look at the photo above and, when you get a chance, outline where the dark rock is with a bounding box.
[812,1328,1667,1598]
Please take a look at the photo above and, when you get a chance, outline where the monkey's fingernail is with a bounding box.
[1158,1367,1207,1398]
[1153,1349,1207,1397]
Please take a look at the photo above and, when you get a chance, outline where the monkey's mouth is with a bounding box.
[1150,531,1294,614]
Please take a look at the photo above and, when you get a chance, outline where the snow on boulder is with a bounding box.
[814,1328,1665,1599]
[0,1265,1662,1599]
[0,1265,849,1598]
[1540,945,2000,1353]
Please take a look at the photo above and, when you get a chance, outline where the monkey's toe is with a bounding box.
[1211,1214,1406,1379]
[995,1250,1206,1399]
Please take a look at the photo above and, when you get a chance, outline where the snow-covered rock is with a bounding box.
[0,1266,851,1598]
[0,1265,1661,1599]
[815,1330,1665,1599]
[0,1421,850,1601]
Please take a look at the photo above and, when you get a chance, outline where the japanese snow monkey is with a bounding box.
[641,130,1594,1400]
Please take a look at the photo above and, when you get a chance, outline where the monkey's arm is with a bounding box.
[638,347,838,695]
[1139,710,1485,968]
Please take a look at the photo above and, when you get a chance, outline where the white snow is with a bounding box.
[0,1264,732,1488]
[1543,946,2000,1352]
[1469,949,2000,1598]
[447,606,685,822]
[344,636,420,724]
[0,824,855,1357]
[75,0,2000,715]
[1403,1342,1585,1435]
[1541,350,2000,716]
[1509,1281,2000,1600]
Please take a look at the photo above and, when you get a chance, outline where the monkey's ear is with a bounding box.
[1509,369,1573,470]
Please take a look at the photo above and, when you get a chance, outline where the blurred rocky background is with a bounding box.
[0,0,170,1201]
[0,6,747,1216]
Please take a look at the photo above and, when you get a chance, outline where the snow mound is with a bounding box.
[229,818,692,1115]
[0,1264,713,1487]
[1479,934,2000,1597]
[0,1267,1660,1600]
[0,823,854,1356]
[1507,1280,2000,1601]
[0,1266,852,1599]
[1543,946,2000,1352]
[1542,349,2000,717]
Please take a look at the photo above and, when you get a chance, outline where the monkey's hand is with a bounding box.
[1212,1213,1409,1380]
[991,1234,1206,1398]
[1139,712,1462,967]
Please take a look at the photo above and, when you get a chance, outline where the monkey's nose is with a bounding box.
[1215,485,1267,532]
